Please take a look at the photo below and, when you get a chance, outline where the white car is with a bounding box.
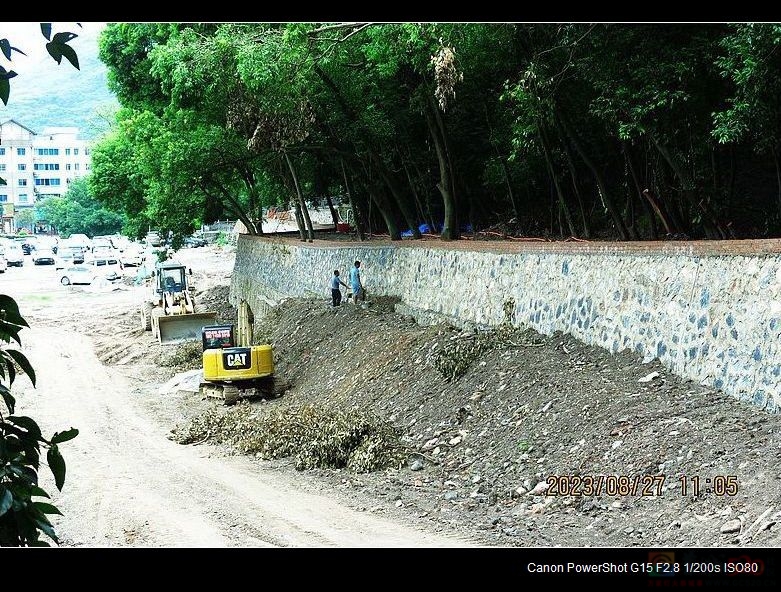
[120,248,143,267]
[33,248,56,265]
[1,242,24,267]
[60,265,97,285]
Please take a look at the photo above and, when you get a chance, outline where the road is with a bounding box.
[1,248,475,547]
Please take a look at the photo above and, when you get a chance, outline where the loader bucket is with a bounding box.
[157,312,218,345]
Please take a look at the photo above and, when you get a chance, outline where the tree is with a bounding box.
[13,208,35,232]
[0,23,79,547]
[91,22,781,241]
[36,177,124,237]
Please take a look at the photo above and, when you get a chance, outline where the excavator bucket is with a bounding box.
[156,312,218,345]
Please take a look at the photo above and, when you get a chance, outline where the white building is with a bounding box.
[0,119,92,233]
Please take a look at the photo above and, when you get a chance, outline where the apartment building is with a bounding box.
[0,119,91,233]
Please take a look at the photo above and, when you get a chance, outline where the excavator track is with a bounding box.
[199,376,291,406]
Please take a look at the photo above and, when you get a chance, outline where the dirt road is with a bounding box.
[4,249,475,547]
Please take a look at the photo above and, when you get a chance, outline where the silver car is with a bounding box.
[59,265,97,285]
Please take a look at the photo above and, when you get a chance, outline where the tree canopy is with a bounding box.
[91,23,781,242]
[36,177,124,237]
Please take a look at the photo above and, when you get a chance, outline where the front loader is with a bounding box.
[140,261,217,344]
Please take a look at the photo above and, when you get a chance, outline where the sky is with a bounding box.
[0,22,106,78]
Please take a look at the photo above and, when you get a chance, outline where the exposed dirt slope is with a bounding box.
[84,246,781,548]
[237,297,781,548]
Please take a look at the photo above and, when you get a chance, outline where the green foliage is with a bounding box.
[0,295,77,546]
[0,26,79,546]
[432,330,496,382]
[13,209,35,232]
[36,178,124,237]
[93,23,781,241]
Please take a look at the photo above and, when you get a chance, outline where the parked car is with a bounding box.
[59,265,97,285]
[86,255,124,279]
[0,255,7,273]
[184,236,208,248]
[15,237,36,255]
[58,246,86,265]
[2,241,24,267]
[67,234,92,250]
[32,248,56,265]
[120,247,143,267]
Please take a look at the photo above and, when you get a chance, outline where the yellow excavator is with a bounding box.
[200,301,289,404]
[140,261,217,344]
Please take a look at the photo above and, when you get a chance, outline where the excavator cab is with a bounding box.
[200,324,277,404]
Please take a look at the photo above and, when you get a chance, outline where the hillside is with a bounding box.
[0,23,117,137]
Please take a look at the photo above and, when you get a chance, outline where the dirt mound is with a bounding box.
[202,297,781,548]
[74,256,781,548]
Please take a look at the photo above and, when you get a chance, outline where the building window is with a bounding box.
[65,148,71,155]
[0,195,7,202]
[74,163,80,171]
[18,179,27,186]
[66,163,72,171]
[0,164,5,172]
[33,163,59,171]
[85,163,91,171]
[17,148,25,156]
[85,148,90,155]
[34,178,61,186]
[74,148,79,155]
[0,148,5,155]
[35,148,59,156]
[18,163,26,171]
[18,194,28,203]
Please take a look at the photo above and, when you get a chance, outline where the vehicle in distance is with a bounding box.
[86,256,124,279]
[145,231,163,247]
[32,248,56,265]
[184,236,208,248]
[58,246,86,265]
[14,237,36,255]
[2,241,24,267]
[120,247,143,267]
[59,265,121,286]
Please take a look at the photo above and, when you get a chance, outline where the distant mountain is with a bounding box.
[0,24,118,139]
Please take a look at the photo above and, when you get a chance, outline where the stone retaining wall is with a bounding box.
[230,235,781,414]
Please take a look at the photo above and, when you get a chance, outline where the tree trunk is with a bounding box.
[239,167,264,235]
[208,179,258,235]
[371,152,421,239]
[284,151,314,242]
[539,124,577,237]
[554,120,590,238]
[402,160,429,234]
[372,186,401,239]
[649,134,726,239]
[293,202,306,241]
[409,159,439,232]
[772,145,781,218]
[425,98,458,240]
[483,99,519,220]
[557,111,630,240]
[353,157,400,239]
[623,143,658,239]
[341,158,364,241]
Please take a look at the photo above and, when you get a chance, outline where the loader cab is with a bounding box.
[153,262,190,295]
